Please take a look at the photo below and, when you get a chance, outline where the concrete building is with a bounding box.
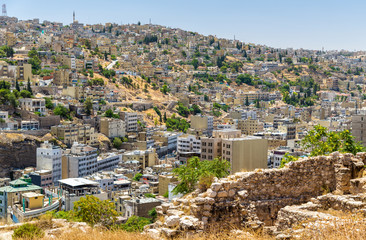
[19,98,46,113]
[120,112,138,132]
[51,124,97,147]
[221,136,268,173]
[62,142,98,178]
[0,179,42,218]
[29,170,53,188]
[177,134,201,164]
[352,114,366,146]
[190,115,213,137]
[124,198,162,218]
[122,149,157,170]
[100,117,126,138]
[201,129,241,161]
[58,178,107,211]
[20,120,39,130]
[237,118,263,136]
[36,141,62,184]
[53,69,72,87]
[97,152,122,172]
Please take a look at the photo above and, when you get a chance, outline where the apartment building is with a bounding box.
[177,134,201,164]
[36,141,62,184]
[19,98,46,113]
[29,170,53,188]
[352,114,366,146]
[53,69,72,87]
[97,152,122,172]
[237,118,263,136]
[221,136,268,173]
[120,112,138,132]
[190,115,214,137]
[122,149,157,170]
[51,124,97,146]
[201,129,241,161]
[100,117,126,138]
[62,142,98,178]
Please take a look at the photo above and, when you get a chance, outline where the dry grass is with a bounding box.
[298,213,366,240]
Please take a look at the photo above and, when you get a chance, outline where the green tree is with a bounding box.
[132,173,143,181]
[113,137,123,149]
[84,97,93,115]
[20,90,32,98]
[44,97,54,109]
[73,195,119,226]
[172,157,230,195]
[27,78,33,95]
[191,58,199,70]
[15,79,20,92]
[119,215,151,232]
[53,104,70,119]
[245,96,249,106]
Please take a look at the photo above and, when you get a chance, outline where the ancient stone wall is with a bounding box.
[148,152,366,238]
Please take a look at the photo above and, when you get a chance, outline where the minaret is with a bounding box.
[73,11,75,23]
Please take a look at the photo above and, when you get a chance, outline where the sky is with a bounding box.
[3,0,366,51]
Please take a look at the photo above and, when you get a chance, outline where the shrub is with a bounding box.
[12,223,44,239]
[118,216,151,232]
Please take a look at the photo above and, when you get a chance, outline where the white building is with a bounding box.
[100,118,126,138]
[97,152,122,172]
[120,112,138,132]
[36,141,62,184]
[62,142,98,178]
[177,134,201,154]
[19,98,46,113]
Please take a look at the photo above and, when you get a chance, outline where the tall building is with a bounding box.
[201,129,241,161]
[352,114,366,146]
[177,134,201,164]
[51,124,97,147]
[62,142,98,178]
[100,117,126,138]
[222,136,268,173]
[36,141,62,184]
[190,115,213,137]
[120,112,138,132]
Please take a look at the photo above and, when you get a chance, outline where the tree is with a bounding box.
[119,215,151,232]
[73,195,118,226]
[15,80,20,92]
[53,104,70,119]
[191,58,199,70]
[113,137,123,149]
[44,97,54,109]
[280,126,364,168]
[172,157,230,195]
[27,78,33,95]
[132,173,143,181]
[20,90,32,98]
[245,96,249,106]
[163,112,167,122]
[84,97,93,116]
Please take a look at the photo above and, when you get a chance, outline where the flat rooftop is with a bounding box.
[58,178,99,187]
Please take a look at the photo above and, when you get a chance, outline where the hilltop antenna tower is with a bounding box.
[149,18,151,25]
[73,11,75,23]
[2,4,7,17]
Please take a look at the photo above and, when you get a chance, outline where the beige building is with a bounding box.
[201,129,241,161]
[158,175,177,196]
[17,64,32,81]
[51,124,97,146]
[19,98,46,113]
[190,115,213,136]
[54,69,71,87]
[352,114,366,146]
[122,149,157,170]
[100,117,126,138]
[237,118,263,135]
[221,136,268,173]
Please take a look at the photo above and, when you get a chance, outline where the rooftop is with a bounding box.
[58,178,99,187]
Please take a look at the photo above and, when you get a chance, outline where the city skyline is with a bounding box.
[3,0,366,51]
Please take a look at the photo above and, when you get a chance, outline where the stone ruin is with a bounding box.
[145,152,366,238]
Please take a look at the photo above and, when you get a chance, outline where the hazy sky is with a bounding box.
[3,0,366,51]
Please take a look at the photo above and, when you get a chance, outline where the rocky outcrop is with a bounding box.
[146,152,366,239]
[0,133,54,177]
